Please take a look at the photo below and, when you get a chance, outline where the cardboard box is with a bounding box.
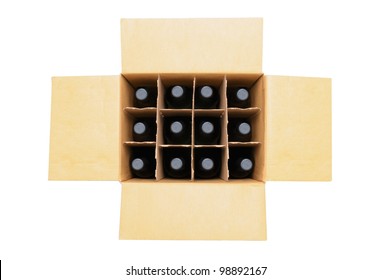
[49,18,331,240]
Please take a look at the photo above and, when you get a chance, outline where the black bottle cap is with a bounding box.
[236,88,249,101]
[200,86,213,98]
[170,158,183,170]
[171,86,184,98]
[170,121,183,134]
[201,121,214,134]
[133,122,146,135]
[238,122,251,135]
[131,158,144,171]
[240,158,253,171]
[135,88,148,101]
[201,158,214,171]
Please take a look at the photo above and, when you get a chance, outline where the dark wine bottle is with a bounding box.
[132,118,156,142]
[130,148,156,178]
[165,85,192,109]
[195,85,219,109]
[163,149,191,179]
[228,119,252,142]
[134,87,157,108]
[164,117,191,144]
[229,149,254,179]
[194,117,220,145]
[227,87,251,108]
[194,149,221,179]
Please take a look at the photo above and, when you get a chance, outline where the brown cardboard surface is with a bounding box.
[121,18,263,74]
[49,76,120,180]
[264,75,332,181]
[119,180,266,240]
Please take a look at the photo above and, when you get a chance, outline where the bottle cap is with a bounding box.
[131,158,144,171]
[201,121,214,134]
[236,88,249,101]
[133,122,146,135]
[135,88,148,101]
[201,158,214,171]
[170,158,183,170]
[238,122,251,135]
[240,158,253,171]
[170,121,183,134]
[171,86,184,98]
[200,86,213,98]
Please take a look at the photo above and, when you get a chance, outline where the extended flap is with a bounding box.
[121,18,263,74]
[264,76,332,181]
[119,180,266,240]
[49,76,120,180]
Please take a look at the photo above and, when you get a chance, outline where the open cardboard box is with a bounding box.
[49,18,331,240]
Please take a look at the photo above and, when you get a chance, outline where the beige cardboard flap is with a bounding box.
[49,76,120,180]
[119,179,266,240]
[264,76,332,181]
[121,18,263,74]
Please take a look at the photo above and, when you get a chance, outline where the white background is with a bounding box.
[1,0,391,279]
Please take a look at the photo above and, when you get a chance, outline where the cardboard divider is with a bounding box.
[124,107,157,117]
[221,76,229,181]
[227,107,260,117]
[191,77,196,180]
[124,141,156,147]
[228,142,260,147]
[159,109,192,116]
[156,75,165,180]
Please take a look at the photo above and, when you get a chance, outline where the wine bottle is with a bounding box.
[194,117,220,145]
[228,119,252,142]
[227,87,250,108]
[194,149,221,179]
[229,149,254,179]
[195,85,219,109]
[134,87,157,108]
[164,117,191,144]
[163,149,191,179]
[130,148,156,178]
[132,118,156,142]
[165,85,192,109]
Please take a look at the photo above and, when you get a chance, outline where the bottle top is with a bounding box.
[238,122,251,135]
[170,158,183,170]
[171,86,184,98]
[236,88,249,101]
[240,158,253,171]
[201,158,214,171]
[170,121,183,134]
[135,88,148,101]
[131,158,144,171]
[201,121,214,134]
[133,122,146,135]
[200,86,213,98]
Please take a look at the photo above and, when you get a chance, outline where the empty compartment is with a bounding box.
[161,74,194,109]
[162,147,192,179]
[228,147,259,180]
[194,148,222,180]
[129,147,156,179]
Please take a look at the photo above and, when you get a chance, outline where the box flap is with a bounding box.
[119,180,266,240]
[264,76,332,181]
[121,18,263,74]
[49,76,120,180]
